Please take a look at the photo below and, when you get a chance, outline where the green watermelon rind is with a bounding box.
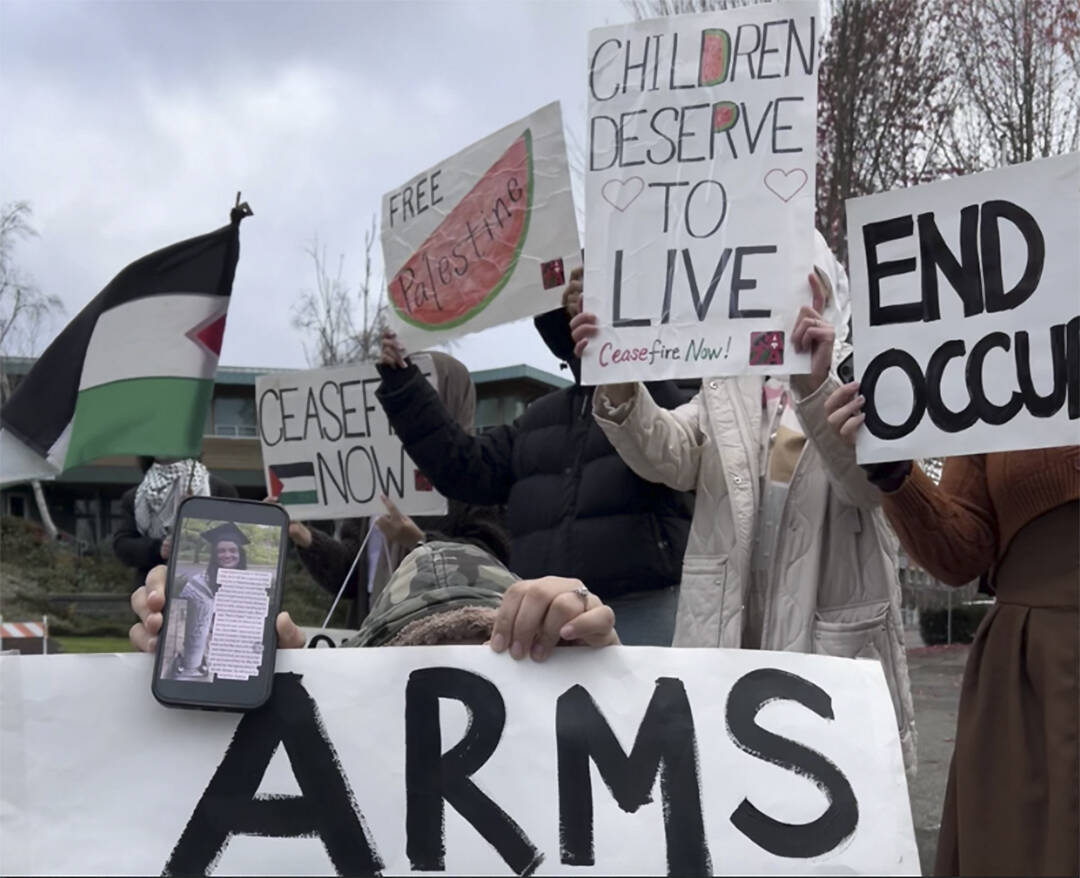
[393,128,535,333]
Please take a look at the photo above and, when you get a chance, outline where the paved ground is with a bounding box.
[905,643,970,875]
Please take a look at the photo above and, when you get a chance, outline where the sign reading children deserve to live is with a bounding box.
[581,2,819,384]
[0,646,919,876]
[381,102,582,350]
[255,356,447,519]
[847,153,1080,464]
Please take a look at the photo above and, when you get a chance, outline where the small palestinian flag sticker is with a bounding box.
[750,331,785,366]
[414,469,434,492]
[268,462,318,506]
[540,258,565,290]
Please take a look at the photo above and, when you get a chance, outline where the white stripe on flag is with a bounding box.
[79,293,226,391]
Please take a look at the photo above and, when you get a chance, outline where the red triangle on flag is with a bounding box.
[186,309,228,357]
[268,469,284,498]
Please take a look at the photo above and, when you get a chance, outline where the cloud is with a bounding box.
[0,0,626,377]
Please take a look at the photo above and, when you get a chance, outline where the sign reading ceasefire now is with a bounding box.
[1,646,918,876]
[255,356,446,520]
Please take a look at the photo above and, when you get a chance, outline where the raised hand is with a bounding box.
[380,329,408,369]
[791,271,836,394]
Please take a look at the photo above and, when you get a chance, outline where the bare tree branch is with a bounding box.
[0,201,64,357]
[291,214,389,368]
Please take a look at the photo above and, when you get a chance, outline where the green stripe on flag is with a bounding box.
[64,377,214,470]
[280,490,319,505]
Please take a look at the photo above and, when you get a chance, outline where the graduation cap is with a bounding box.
[200,522,249,546]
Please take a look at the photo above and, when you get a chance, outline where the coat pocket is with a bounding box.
[675,555,731,647]
[812,605,902,727]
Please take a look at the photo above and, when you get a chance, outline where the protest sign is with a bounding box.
[299,626,360,648]
[381,102,581,350]
[581,1,819,384]
[846,152,1080,463]
[1,646,918,876]
[256,356,447,519]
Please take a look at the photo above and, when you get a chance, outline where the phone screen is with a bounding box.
[153,497,288,711]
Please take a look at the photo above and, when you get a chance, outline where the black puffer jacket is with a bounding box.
[375,308,694,599]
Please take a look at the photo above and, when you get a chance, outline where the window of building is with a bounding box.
[7,494,26,517]
[213,395,258,437]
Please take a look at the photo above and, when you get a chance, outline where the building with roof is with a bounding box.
[0,356,570,549]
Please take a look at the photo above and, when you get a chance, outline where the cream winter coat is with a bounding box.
[592,236,917,771]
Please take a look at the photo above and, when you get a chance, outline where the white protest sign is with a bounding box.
[299,626,360,648]
[582,2,819,384]
[847,152,1080,463]
[1,647,918,876]
[381,101,582,350]
[256,356,447,519]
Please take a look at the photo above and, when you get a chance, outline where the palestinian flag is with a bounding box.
[0,205,250,481]
[268,462,318,506]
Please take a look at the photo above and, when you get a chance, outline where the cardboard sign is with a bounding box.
[581,2,819,384]
[381,102,581,350]
[1,647,918,876]
[256,356,447,519]
[299,626,360,648]
[846,152,1080,463]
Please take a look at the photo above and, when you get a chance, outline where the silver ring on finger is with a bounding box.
[574,585,590,611]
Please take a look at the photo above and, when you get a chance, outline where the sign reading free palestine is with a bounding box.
[582,1,820,384]
[381,101,582,350]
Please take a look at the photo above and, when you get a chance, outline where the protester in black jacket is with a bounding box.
[376,271,694,645]
[112,457,238,591]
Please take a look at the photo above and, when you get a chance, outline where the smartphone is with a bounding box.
[151,496,289,712]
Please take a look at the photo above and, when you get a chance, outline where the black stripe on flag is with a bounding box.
[0,216,244,458]
[270,462,316,479]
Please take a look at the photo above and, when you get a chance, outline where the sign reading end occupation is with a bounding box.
[381,102,582,350]
[847,152,1080,464]
[582,1,819,384]
[256,356,447,520]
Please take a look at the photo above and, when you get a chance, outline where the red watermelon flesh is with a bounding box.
[389,130,533,330]
[699,28,731,87]
[712,101,739,133]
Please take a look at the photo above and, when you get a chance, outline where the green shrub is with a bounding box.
[919,601,992,645]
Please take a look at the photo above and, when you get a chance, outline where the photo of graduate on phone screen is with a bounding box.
[159,520,278,683]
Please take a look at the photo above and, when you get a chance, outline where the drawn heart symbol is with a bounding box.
[763,168,808,203]
[601,176,645,212]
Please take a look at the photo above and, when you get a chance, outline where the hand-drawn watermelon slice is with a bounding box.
[712,101,739,133]
[699,28,732,86]
[389,130,534,331]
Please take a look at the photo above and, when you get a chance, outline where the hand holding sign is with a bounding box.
[490,576,618,662]
[265,494,313,549]
[374,494,424,549]
[791,271,837,394]
[380,328,408,370]
[825,381,868,445]
[562,266,583,318]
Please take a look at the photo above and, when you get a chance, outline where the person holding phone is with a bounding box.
[569,231,917,772]
[132,541,619,657]
[169,522,249,680]
[825,382,1079,876]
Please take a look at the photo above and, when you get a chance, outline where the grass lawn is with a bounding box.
[53,636,134,654]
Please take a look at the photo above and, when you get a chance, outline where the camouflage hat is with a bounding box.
[346,540,520,647]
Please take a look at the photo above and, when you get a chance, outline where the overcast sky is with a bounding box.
[0,0,631,378]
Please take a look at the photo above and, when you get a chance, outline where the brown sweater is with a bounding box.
[882,446,1080,586]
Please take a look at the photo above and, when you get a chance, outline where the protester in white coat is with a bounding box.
[571,231,916,770]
